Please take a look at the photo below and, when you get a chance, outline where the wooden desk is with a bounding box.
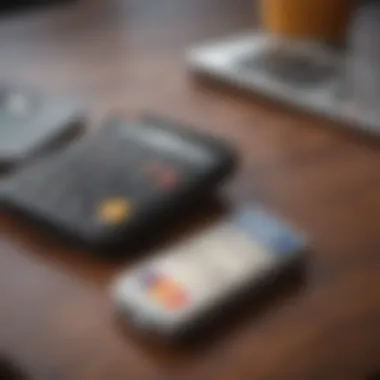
[1,1,380,379]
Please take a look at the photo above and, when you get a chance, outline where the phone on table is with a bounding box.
[0,116,236,251]
[0,87,83,171]
[112,204,307,339]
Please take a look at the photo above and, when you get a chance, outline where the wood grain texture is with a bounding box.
[1,1,380,379]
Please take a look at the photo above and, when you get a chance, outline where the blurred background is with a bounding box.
[2,1,380,380]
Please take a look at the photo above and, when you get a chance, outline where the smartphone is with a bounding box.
[0,116,236,251]
[0,87,83,170]
[112,204,307,338]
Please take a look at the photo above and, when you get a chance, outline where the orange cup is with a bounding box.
[261,0,354,43]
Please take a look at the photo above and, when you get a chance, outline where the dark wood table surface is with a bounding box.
[1,1,380,379]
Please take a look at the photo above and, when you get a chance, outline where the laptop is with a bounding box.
[187,4,380,137]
